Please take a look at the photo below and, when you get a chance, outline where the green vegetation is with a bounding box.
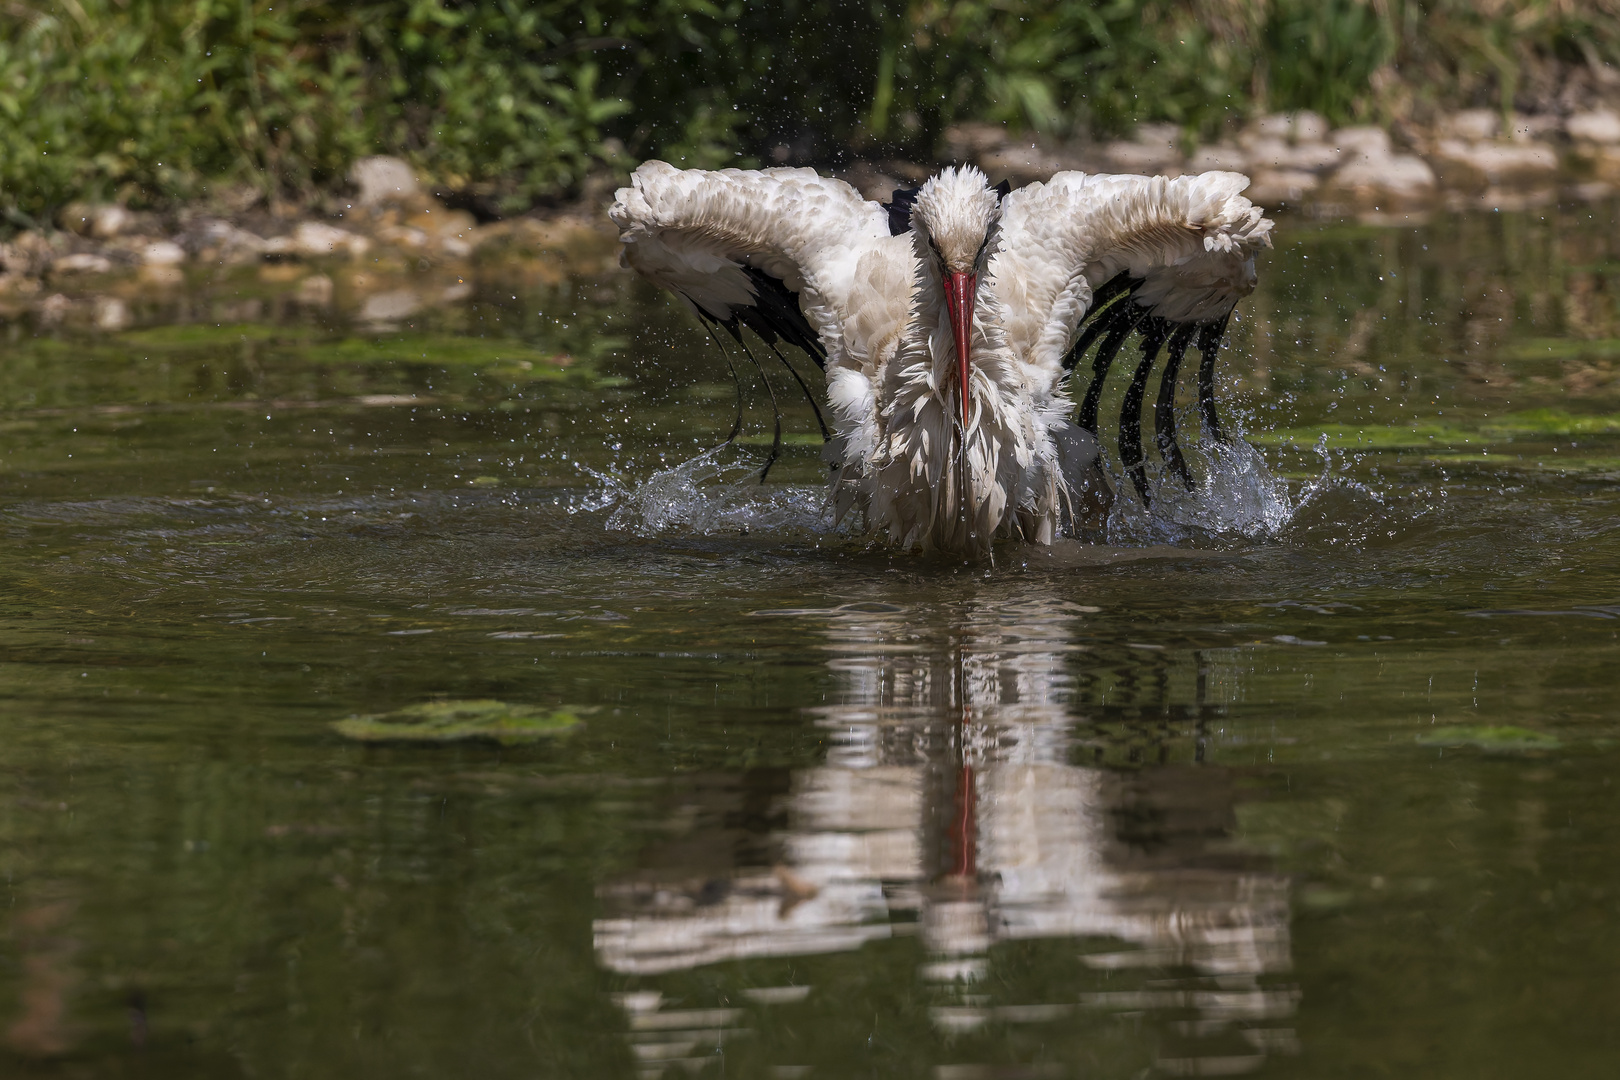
[2,2,1619,224]
[1251,410,1620,454]
[1415,725,1563,751]
[333,700,583,745]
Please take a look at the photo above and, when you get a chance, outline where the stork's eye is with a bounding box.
[927,236,944,265]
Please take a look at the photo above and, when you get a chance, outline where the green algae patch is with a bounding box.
[1497,338,1620,361]
[1416,725,1562,752]
[122,323,290,348]
[1251,410,1620,458]
[1249,423,1480,452]
[333,699,582,746]
[1483,409,1620,437]
[298,334,579,373]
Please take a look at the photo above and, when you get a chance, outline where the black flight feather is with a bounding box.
[1077,302,1146,433]
[1196,312,1232,443]
[884,186,921,236]
[1060,271,1141,372]
[1120,318,1170,504]
[1155,322,1199,490]
[735,266,827,370]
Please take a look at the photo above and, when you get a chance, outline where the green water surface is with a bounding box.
[1,204,1619,1078]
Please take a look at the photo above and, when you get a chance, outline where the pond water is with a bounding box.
[1,202,1619,1078]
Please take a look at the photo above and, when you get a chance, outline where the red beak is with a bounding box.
[944,271,976,431]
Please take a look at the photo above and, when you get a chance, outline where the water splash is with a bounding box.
[582,432,1366,552]
[578,446,834,537]
[1105,432,1334,546]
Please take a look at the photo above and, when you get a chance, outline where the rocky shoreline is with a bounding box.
[0,156,622,333]
[891,107,1620,218]
[3,108,1619,333]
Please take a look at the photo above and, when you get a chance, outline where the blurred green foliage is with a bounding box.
[1,0,1618,225]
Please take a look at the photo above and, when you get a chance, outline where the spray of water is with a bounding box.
[583,430,1351,551]
[1104,431,1336,546]
[576,445,833,537]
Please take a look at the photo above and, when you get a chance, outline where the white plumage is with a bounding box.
[610,161,1273,556]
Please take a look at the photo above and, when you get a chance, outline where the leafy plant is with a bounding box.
[3,0,1619,230]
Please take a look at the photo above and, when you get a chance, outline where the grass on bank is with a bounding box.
[2,1,1619,227]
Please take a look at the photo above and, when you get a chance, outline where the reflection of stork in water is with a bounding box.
[611,162,1273,554]
[595,599,1298,1077]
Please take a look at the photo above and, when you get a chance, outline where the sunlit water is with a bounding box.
[1,204,1620,1077]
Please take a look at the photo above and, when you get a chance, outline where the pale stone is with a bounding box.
[190,220,266,265]
[1246,168,1321,205]
[1243,137,1289,165]
[138,265,185,287]
[50,253,113,275]
[36,292,72,324]
[1567,109,1620,144]
[296,274,334,306]
[1586,145,1620,182]
[93,296,130,331]
[377,225,430,250]
[0,272,39,297]
[1102,140,1180,172]
[1187,144,1249,172]
[349,155,420,205]
[60,203,132,239]
[90,205,132,239]
[1332,127,1392,159]
[1246,137,1343,173]
[1445,109,1500,140]
[141,240,187,266]
[407,208,477,237]
[1433,139,1557,187]
[1132,122,1180,147]
[1292,111,1329,143]
[359,288,421,323]
[260,236,297,259]
[1250,111,1328,143]
[1332,154,1437,199]
[292,221,371,259]
[1508,114,1561,142]
[1250,113,1296,139]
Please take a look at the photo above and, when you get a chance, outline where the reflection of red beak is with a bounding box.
[945,271,976,431]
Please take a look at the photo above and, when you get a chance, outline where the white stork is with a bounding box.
[610,161,1273,556]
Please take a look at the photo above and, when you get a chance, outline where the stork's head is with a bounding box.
[910,166,1003,428]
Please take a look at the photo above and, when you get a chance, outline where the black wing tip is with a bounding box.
[737,265,828,368]
[884,186,921,237]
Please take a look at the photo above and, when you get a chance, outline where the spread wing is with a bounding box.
[611,161,914,478]
[610,161,900,371]
[990,171,1273,501]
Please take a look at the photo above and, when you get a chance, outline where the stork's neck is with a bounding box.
[899,256,1011,412]
[837,226,1073,556]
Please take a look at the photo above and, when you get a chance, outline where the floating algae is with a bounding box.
[1416,725,1562,752]
[333,699,582,746]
